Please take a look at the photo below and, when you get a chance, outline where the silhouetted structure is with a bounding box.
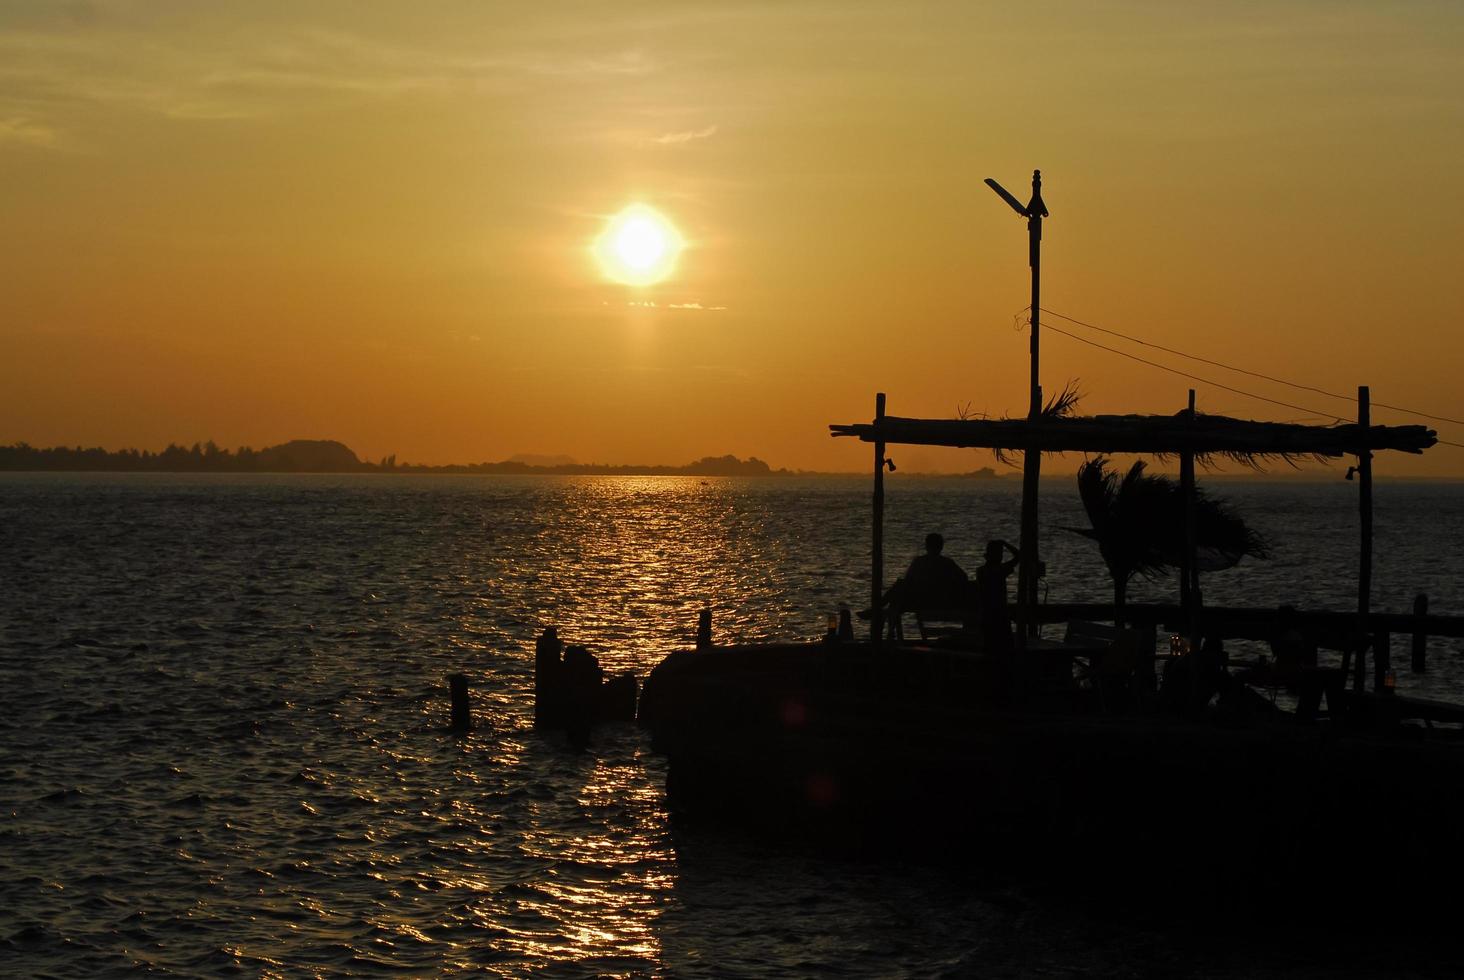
[637,173,1464,915]
[533,628,637,745]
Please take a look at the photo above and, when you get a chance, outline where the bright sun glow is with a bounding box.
[594,205,683,286]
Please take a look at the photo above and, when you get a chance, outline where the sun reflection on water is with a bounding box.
[12,475,1464,973]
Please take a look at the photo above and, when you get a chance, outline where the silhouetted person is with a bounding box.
[903,533,968,604]
[875,533,969,632]
[1270,605,1317,690]
[1267,604,1343,720]
[976,539,1020,655]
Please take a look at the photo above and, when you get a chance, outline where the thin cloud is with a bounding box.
[650,124,717,145]
[624,301,728,312]
[0,115,59,147]
[0,26,657,128]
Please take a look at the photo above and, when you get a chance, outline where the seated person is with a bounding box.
[1269,604,1318,692]
[1162,633,1226,713]
[880,533,970,622]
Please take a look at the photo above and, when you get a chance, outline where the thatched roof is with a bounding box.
[829,412,1436,461]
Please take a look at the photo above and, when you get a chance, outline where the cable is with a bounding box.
[1034,307,1464,428]
[1042,322,1350,421]
[1038,320,1464,452]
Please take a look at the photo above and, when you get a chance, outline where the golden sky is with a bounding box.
[3,2,1462,473]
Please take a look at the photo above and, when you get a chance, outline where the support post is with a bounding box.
[1374,631,1392,694]
[1412,594,1429,673]
[449,673,471,733]
[1355,386,1373,693]
[696,608,712,650]
[1028,172,1043,413]
[1018,397,1041,645]
[872,392,887,647]
[985,169,1048,648]
[1180,390,1198,641]
[1018,170,1045,643]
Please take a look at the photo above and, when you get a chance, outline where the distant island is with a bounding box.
[0,440,781,476]
[0,440,1009,477]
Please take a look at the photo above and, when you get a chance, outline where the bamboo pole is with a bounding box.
[1180,390,1198,643]
[449,674,472,733]
[1018,388,1040,645]
[872,392,887,647]
[1019,171,1044,641]
[1412,594,1429,673]
[1355,385,1373,693]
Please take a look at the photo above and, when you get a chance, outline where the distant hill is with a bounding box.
[683,454,773,476]
[0,440,793,476]
[254,440,362,471]
[0,439,366,473]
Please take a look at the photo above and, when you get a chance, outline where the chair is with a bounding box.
[1070,623,1156,712]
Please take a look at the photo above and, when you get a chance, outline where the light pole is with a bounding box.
[985,170,1049,638]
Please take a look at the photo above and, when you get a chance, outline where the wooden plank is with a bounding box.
[1033,602,1464,640]
[830,414,1437,457]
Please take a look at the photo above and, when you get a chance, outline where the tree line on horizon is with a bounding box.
[0,439,792,476]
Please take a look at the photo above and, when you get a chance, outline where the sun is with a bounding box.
[594,204,683,286]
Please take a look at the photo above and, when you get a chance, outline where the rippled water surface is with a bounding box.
[4,473,1464,977]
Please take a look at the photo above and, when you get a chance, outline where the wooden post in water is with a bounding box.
[696,608,712,650]
[872,392,887,647]
[1355,386,1373,694]
[534,627,563,729]
[449,673,472,733]
[1413,594,1429,673]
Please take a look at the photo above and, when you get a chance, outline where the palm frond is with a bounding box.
[1067,456,1270,591]
[1041,380,1083,419]
[995,379,1084,466]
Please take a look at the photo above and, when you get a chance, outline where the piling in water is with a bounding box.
[563,645,604,748]
[1413,594,1429,673]
[697,608,712,650]
[600,674,638,723]
[534,627,564,729]
[449,673,472,733]
[534,626,639,739]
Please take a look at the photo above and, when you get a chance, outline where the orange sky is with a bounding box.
[3,2,1463,473]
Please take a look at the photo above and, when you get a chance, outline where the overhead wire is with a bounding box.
[1018,306,1464,451]
[1040,321,1350,422]
[1035,307,1464,428]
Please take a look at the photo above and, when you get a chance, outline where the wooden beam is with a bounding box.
[830,414,1437,457]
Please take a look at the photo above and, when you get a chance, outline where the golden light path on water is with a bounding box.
[9,473,1464,974]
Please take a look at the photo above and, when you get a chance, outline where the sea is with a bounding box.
[4,472,1464,978]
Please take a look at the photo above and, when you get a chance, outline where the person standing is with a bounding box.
[976,539,1021,655]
